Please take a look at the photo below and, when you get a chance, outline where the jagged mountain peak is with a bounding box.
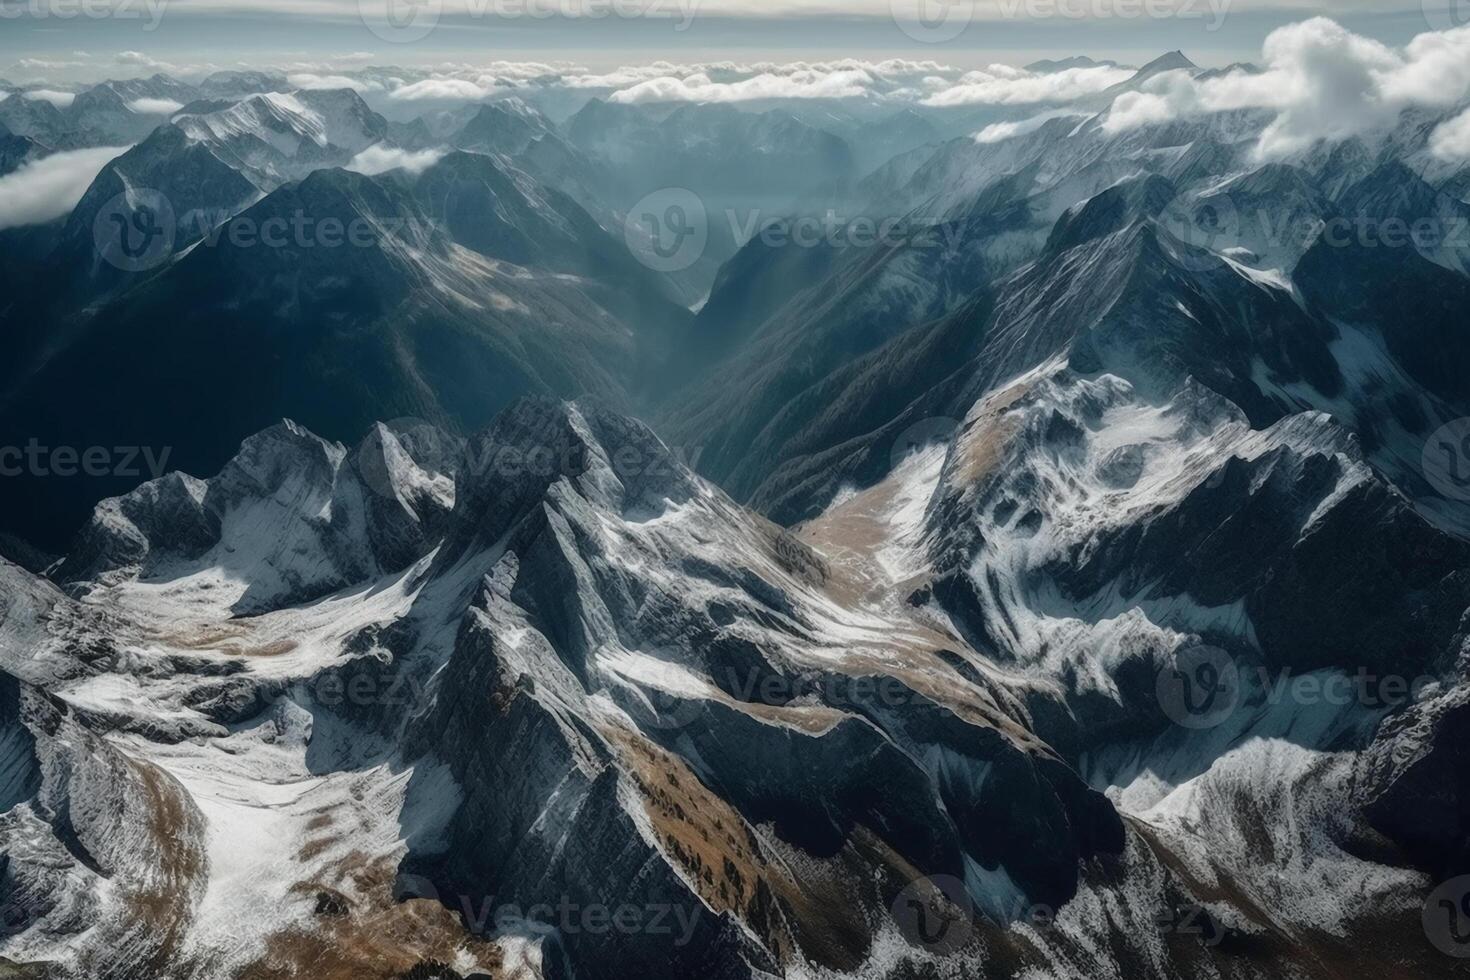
[54,120,259,282]
[1045,172,1176,253]
[1340,158,1440,215]
[1024,55,1121,73]
[412,149,586,266]
[58,414,455,609]
[451,99,554,155]
[444,397,701,556]
[1222,160,1320,197]
[197,69,291,97]
[1136,50,1198,75]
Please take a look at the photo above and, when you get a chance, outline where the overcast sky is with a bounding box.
[1,0,1462,81]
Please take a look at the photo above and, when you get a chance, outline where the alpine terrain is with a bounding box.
[1,11,1470,980]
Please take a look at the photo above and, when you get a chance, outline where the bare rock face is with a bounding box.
[915,363,1470,754]
[57,418,454,613]
[7,73,1470,980]
[22,396,1134,977]
[58,472,218,587]
[0,669,208,976]
[1358,683,1470,878]
[384,397,1125,977]
[5,386,1467,980]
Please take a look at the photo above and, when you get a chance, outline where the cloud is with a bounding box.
[388,78,496,102]
[1101,19,1470,158]
[922,64,1132,107]
[287,73,385,93]
[115,51,174,71]
[1430,106,1470,161]
[562,62,699,89]
[976,109,1088,143]
[127,97,185,115]
[594,58,961,103]
[345,144,445,176]
[7,58,84,75]
[0,146,129,231]
[1100,70,1201,134]
[23,90,77,108]
[608,67,873,103]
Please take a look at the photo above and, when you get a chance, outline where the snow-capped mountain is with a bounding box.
[448,99,557,156]
[196,70,292,99]
[0,158,690,551]
[0,94,74,149]
[2,378,1464,978]
[3,34,1470,980]
[0,122,41,177]
[176,90,388,186]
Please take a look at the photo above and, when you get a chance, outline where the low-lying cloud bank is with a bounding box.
[976,109,1087,143]
[1102,18,1470,159]
[0,145,129,231]
[126,97,184,115]
[924,64,1131,107]
[372,57,957,105]
[288,73,385,94]
[1430,107,1470,161]
[608,67,872,103]
[345,144,445,176]
[20,89,76,108]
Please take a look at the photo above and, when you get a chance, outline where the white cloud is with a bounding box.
[388,78,496,102]
[562,62,698,89]
[359,59,950,105]
[1430,106,1470,161]
[8,58,84,74]
[115,51,175,71]
[608,68,873,103]
[1101,19,1470,158]
[977,109,1088,143]
[345,144,445,176]
[23,90,76,108]
[0,146,130,231]
[127,97,185,115]
[1100,70,1201,134]
[923,64,1131,107]
[287,73,384,93]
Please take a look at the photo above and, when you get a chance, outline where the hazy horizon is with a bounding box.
[1,0,1460,84]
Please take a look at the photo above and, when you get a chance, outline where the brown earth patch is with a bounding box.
[240,853,500,980]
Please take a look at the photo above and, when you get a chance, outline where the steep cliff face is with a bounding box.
[3,378,1462,978]
[57,418,454,613]
[0,398,1138,979]
[0,670,209,978]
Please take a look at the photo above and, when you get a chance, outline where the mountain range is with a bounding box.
[1,44,1469,980]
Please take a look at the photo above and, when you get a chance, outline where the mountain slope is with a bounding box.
[2,387,1464,978]
[0,167,684,550]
